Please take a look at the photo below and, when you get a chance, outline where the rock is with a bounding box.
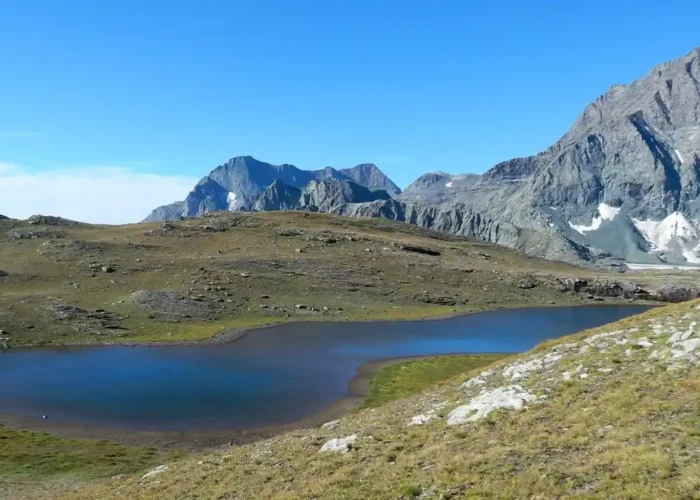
[101,265,115,273]
[321,420,340,430]
[141,465,169,480]
[409,414,434,426]
[319,435,357,453]
[294,304,308,310]
[502,351,565,381]
[447,385,537,425]
[638,337,654,348]
[653,284,700,303]
[517,279,536,289]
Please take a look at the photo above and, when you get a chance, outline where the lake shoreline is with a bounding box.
[0,352,493,451]
[0,303,654,451]
[8,299,653,349]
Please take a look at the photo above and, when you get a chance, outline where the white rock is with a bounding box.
[667,330,684,343]
[648,349,665,360]
[409,414,434,426]
[580,373,589,379]
[141,465,168,480]
[671,338,700,359]
[447,385,537,425]
[319,435,357,453]
[321,419,340,430]
[562,371,572,381]
[638,337,654,348]
[502,352,564,381]
[461,376,486,389]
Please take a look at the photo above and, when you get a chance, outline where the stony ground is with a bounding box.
[0,211,696,347]
[50,300,700,499]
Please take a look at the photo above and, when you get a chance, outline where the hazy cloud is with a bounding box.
[0,165,198,224]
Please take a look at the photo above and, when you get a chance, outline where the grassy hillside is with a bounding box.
[52,300,700,499]
[0,211,688,347]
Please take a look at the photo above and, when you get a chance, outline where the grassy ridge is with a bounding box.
[0,425,171,498]
[0,211,652,347]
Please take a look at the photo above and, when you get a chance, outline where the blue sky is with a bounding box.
[1,0,699,222]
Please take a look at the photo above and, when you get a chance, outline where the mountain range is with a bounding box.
[146,45,700,266]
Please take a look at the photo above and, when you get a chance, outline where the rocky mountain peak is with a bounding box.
[338,163,402,196]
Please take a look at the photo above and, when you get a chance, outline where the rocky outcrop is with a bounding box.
[547,277,700,303]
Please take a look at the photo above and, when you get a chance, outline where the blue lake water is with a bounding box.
[0,305,651,430]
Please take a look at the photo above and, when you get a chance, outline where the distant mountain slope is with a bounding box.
[144,157,400,222]
[399,172,481,205]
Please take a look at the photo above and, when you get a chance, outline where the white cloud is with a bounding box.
[0,165,198,224]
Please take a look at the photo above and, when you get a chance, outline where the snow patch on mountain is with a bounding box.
[682,243,700,264]
[568,203,621,234]
[445,182,453,188]
[227,192,238,211]
[632,212,699,252]
[675,149,685,165]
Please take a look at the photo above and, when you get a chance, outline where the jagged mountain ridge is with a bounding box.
[146,46,700,265]
[144,157,401,222]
